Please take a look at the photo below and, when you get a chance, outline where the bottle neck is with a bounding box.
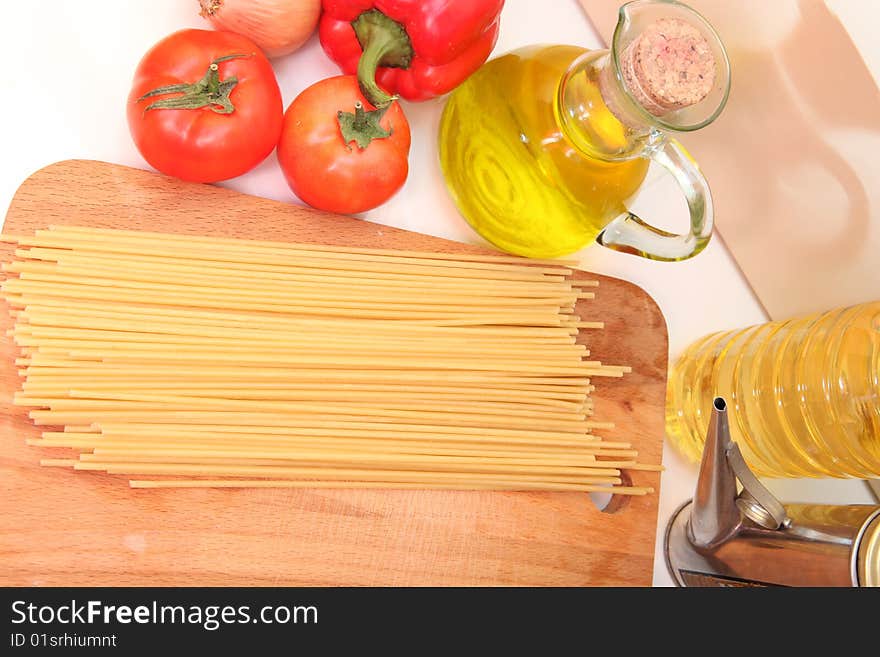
[556,50,662,162]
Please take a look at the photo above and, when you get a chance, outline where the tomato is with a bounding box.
[276,75,410,214]
[127,29,283,183]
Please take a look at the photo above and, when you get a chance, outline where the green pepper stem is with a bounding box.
[351,9,414,108]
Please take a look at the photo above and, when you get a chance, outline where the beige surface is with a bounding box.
[0,160,667,586]
[580,0,880,319]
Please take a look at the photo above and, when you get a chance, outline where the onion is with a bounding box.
[197,0,321,58]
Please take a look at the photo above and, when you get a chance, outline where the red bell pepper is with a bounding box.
[319,0,505,107]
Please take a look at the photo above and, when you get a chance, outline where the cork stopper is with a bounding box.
[619,17,716,117]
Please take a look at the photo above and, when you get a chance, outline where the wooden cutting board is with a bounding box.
[0,160,667,586]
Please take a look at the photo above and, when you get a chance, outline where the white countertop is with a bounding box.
[1,0,875,586]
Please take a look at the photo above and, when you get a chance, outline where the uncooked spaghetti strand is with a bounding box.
[27,345,594,368]
[17,307,579,341]
[45,459,658,494]
[17,393,588,424]
[32,435,636,460]
[25,406,595,435]
[8,235,570,281]
[12,271,580,308]
[22,367,594,389]
[6,260,584,296]
[32,227,577,275]
[20,380,590,404]
[20,392,587,416]
[11,308,580,338]
[13,330,577,353]
[21,386,587,412]
[92,424,626,449]
[37,428,632,452]
[90,421,605,446]
[75,453,623,480]
[30,437,639,462]
[15,247,574,291]
[82,449,636,473]
[2,280,569,322]
[45,225,582,268]
[13,336,589,362]
[127,479,653,494]
[23,353,602,377]
[11,329,589,355]
[20,376,592,398]
[72,460,619,484]
[16,322,572,345]
[21,379,589,402]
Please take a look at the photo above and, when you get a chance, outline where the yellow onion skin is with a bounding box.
[198,0,321,58]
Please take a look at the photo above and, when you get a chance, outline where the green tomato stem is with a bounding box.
[337,101,393,150]
[137,53,252,115]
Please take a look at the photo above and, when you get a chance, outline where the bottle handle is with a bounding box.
[597,138,713,261]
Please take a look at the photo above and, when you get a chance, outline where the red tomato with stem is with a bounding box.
[277,75,410,214]
[127,29,283,183]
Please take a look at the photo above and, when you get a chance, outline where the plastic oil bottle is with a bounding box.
[666,302,880,478]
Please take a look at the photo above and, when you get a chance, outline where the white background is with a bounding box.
[0,0,876,586]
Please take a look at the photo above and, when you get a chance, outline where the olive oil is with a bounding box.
[438,45,649,258]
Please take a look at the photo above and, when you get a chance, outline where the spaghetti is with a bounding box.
[1,226,657,495]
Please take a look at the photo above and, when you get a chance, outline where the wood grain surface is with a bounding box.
[0,160,667,586]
